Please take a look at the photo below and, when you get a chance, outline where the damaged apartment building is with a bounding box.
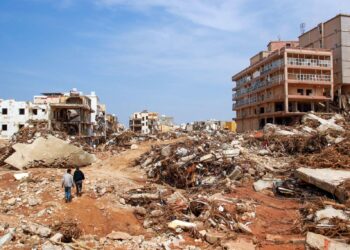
[232,41,333,132]
[129,111,175,134]
[232,14,350,132]
[0,89,116,139]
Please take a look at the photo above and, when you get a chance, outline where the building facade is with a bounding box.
[0,89,111,139]
[0,99,48,139]
[299,14,350,109]
[232,41,333,132]
[129,110,159,134]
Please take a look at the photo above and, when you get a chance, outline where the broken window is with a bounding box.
[2,124,7,131]
[33,109,38,115]
[2,108,8,115]
[297,89,304,95]
[275,102,284,112]
[19,108,25,115]
[306,89,313,96]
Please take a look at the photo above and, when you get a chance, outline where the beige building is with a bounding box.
[232,41,333,132]
[299,14,350,109]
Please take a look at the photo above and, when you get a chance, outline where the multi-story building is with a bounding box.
[0,89,111,139]
[232,41,333,132]
[0,99,48,139]
[299,14,350,109]
[129,110,159,134]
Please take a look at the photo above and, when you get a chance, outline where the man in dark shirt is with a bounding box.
[73,167,85,197]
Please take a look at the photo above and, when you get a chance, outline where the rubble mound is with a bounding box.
[5,135,96,170]
[135,131,242,188]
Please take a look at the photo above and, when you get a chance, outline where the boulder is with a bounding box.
[22,222,52,238]
[168,220,196,230]
[253,180,274,192]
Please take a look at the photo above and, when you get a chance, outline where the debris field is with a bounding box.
[0,112,350,249]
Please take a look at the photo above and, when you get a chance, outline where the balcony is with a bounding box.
[287,58,331,68]
[288,73,331,82]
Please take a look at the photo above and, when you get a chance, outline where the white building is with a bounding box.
[129,110,159,134]
[0,99,48,139]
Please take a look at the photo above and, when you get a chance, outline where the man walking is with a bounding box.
[73,166,85,197]
[62,168,74,203]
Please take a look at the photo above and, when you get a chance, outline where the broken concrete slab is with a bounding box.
[5,135,95,170]
[315,206,349,222]
[168,220,196,231]
[14,173,29,181]
[253,180,274,192]
[223,148,240,158]
[107,231,132,241]
[22,222,51,237]
[221,238,256,250]
[295,167,350,203]
[204,231,226,244]
[306,232,350,250]
[0,228,16,247]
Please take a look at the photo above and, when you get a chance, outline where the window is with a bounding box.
[297,89,304,95]
[2,124,7,131]
[286,43,291,48]
[19,108,25,115]
[306,89,313,96]
[33,109,38,115]
[2,108,8,115]
[19,124,24,129]
[42,109,46,113]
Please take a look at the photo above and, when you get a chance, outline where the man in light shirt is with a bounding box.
[62,169,75,203]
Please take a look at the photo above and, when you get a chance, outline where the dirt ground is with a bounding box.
[0,138,307,249]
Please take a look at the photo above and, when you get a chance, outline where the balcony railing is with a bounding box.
[288,73,331,82]
[287,58,331,68]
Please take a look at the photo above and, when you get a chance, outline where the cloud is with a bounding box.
[94,0,257,32]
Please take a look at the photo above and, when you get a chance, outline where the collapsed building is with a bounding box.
[0,89,118,139]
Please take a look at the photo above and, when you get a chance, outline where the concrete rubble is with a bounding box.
[0,112,350,249]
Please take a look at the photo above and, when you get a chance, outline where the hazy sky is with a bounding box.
[1,0,349,125]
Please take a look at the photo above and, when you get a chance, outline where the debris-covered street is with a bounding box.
[0,112,350,249]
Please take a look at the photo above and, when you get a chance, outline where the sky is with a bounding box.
[1,0,350,125]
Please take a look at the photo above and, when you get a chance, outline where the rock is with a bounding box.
[257,149,270,156]
[306,232,350,250]
[179,154,196,163]
[168,220,196,230]
[143,219,153,229]
[201,176,217,186]
[14,173,29,181]
[5,135,95,170]
[7,198,16,206]
[134,206,147,216]
[295,167,350,203]
[315,206,349,222]
[253,180,274,192]
[50,232,63,242]
[228,166,242,180]
[150,210,163,217]
[161,146,172,157]
[107,231,132,240]
[28,197,40,206]
[237,223,252,234]
[199,154,213,162]
[130,144,139,150]
[176,147,188,156]
[141,158,153,168]
[0,228,16,247]
[22,222,52,237]
[222,238,256,250]
[119,198,126,205]
[42,241,64,250]
[205,231,226,244]
[223,149,240,158]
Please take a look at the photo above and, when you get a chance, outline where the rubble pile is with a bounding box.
[123,185,256,244]
[135,132,246,189]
